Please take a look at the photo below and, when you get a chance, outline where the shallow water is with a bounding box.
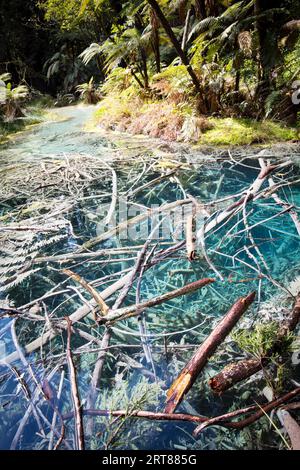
[0,106,300,450]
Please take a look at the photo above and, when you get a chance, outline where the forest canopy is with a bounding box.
[1,0,300,124]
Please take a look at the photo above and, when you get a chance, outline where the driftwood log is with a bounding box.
[209,294,300,395]
[165,292,256,413]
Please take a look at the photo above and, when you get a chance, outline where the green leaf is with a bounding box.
[79,0,91,16]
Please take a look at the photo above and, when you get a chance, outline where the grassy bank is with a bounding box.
[0,97,55,144]
[92,93,299,146]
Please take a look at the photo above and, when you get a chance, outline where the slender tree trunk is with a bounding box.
[146,0,202,93]
[255,0,264,88]
[234,40,241,93]
[128,65,145,90]
[151,9,161,73]
[135,13,150,88]
[255,0,282,99]
[141,49,149,89]
[206,0,221,17]
[235,69,241,93]
[195,0,207,20]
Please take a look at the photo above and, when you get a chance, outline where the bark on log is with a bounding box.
[209,294,300,395]
[165,292,256,413]
[277,409,300,450]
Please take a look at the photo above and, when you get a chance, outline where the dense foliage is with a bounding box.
[1,0,300,126]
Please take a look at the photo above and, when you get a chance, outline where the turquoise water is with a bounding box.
[0,106,299,450]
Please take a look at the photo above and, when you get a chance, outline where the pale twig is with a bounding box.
[65,317,85,450]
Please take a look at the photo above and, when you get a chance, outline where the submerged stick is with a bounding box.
[86,230,157,435]
[48,369,65,450]
[65,318,85,450]
[79,198,192,251]
[186,213,196,262]
[165,292,256,413]
[64,409,208,424]
[63,269,109,318]
[259,158,300,237]
[63,387,300,433]
[102,278,215,324]
[209,294,300,394]
[193,387,300,435]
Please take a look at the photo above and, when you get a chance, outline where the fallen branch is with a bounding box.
[193,387,300,435]
[186,213,196,261]
[62,387,300,435]
[63,409,208,424]
[48,370,66,450]
[79,198,192,251]
[63,269,109,318]
[86,229,158,435]
[165,292,256,413]
[259,158,300,237]
[209,294,300,394]
[102,278,215,324]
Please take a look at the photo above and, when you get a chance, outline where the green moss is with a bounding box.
[232,322,295,360]
[92,92,299,145]
[199,118,299,146]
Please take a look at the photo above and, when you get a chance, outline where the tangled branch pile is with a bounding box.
[0,147,300,450]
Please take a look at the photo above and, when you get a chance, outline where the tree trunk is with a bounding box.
[141,48,149,89]
[255,0,282,99]
[146,0,202,93]
[195,0,207,20]
[151,9,161,73]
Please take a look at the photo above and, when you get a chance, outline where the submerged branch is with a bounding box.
[165,292,256,413]
[209,294,300,394]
